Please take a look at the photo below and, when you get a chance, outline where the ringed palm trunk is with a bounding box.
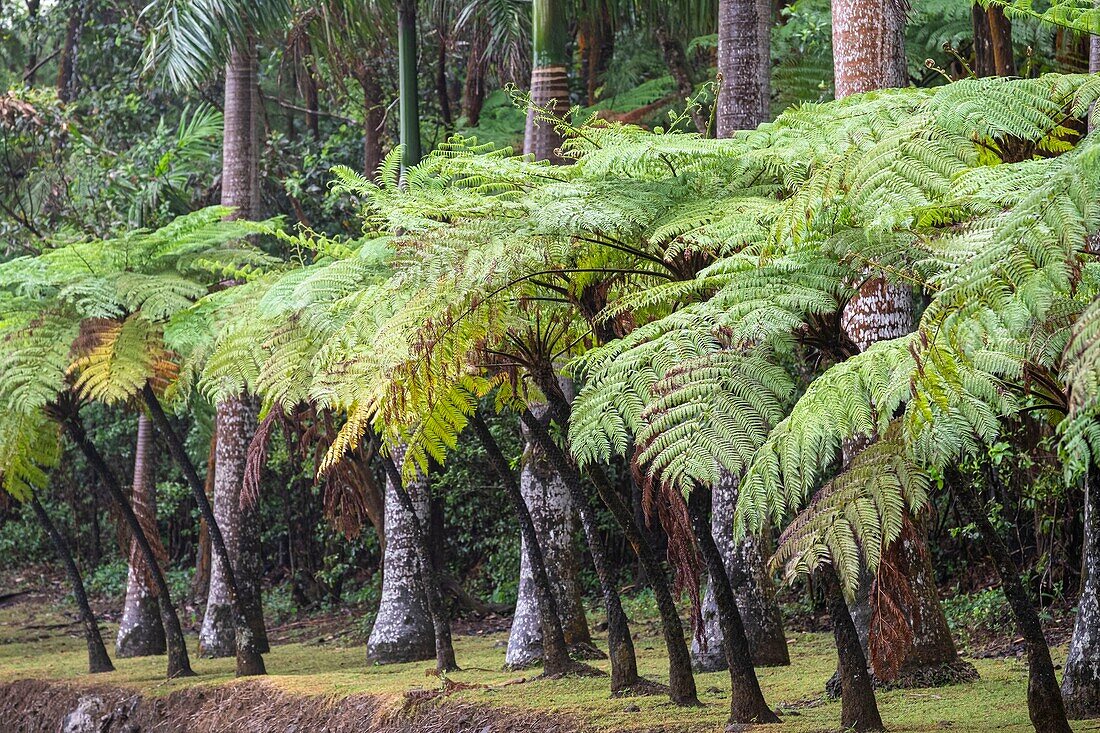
[29,496,114,674]
[200,397,268,656]
[198,40,269,668]
[525,0,571,162]
[116,415,166,657]
[398,0,422,171]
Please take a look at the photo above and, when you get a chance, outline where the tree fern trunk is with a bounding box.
[30,495,114,675]
[61,411,193,679]
[116,414,166,658]
[141,386,265,676]
[823,566,885,732]
[687,488,779,724]
[1062,465,1100,718]
[366,444,436,665]
[505,408,599,669]
[369,443,457,670]
[958,469,1071,733]
[972,5,1016,77]
[359,69,385,176]
[693,471,789,670]
[523,397,699,706]
[525,0,571,162]
[470,413,587,677]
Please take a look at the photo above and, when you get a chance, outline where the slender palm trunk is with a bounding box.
[201,398,268,657]
[686,489,778,724]
[59,411,193,679]
[1062,466,1100,718]
[525,0,571,162]
[30,495,114,674]
[462,19,488,126]
[140,386,266,676]
[371,443,458,672]
[208,39,269,663]
[716,0,770,135]
[116,415,166,657]
[398,0,422,171]
[470,413,586,676]
[956,470,1070,732]
[358,70,384,176]
[522,403,699,705]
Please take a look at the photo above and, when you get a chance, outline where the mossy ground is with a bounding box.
[1,597,1098,732]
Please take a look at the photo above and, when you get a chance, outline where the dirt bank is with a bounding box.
[0,679,588,733]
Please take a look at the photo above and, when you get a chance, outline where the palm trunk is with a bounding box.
[59,411,193,679]
[201,398,268,657]
[398,0,422,171]
[55,0,81,101]
[716,0,771,135]
[654,26,707,135]
[686,489,778,724]
[692,472,789,670]
[207,39,269,665]
[957,468,1071,733]
[823,566,885,732]
[470,413,585,676]
[358,70,385,176]
[116,415,166,657]
[370,443,458,672]
[1061,465,1100,718]
[525,0,571,162]
[140,386,266,676]
[521,403,699,705]
[462,19,488,126]
[30,495,114,674]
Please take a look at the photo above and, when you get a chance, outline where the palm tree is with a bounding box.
[115,414,167,658]
[525,0,571,161]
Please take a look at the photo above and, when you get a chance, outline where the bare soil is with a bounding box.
[0,678,587,733]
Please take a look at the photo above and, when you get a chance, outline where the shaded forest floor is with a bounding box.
[0,580,1098,731]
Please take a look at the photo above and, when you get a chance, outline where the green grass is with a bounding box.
[1,598,1098,732]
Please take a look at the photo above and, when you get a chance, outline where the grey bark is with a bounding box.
[692,472,789,670]
[1062,467,1100,718]
[506,405,597,668]
[716,0,771,136]
[116,415,166,657]
[200,397,268,657]
[367,444,436,664]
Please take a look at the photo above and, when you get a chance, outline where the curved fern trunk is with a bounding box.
[1062,465,1100,718]
[654,26,707,135]
[29,495,114,675]
[525,0,571,162]
[60,412,194,679]
[505,411,599,668]
[686,488,779,725]
[201,398,268,657]
[140,386,266,677]
[469,414,586,677]
[523,399,699,706]
[957,470,1071,733]
[370,443,458,672]
[518,410,644,694]
[692,471,789,670]
[116,415,166,658]
[823,566,885,732]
